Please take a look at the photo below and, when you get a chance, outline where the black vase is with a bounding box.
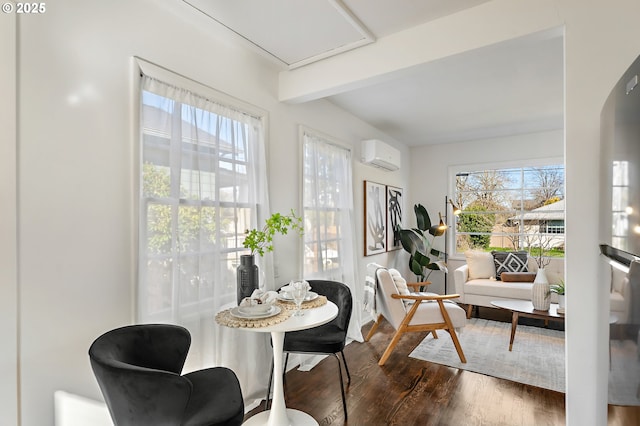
[237,254,259,305]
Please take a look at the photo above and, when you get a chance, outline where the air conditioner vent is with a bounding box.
[361,139,400,171]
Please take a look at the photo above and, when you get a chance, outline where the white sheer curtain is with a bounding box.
[302,130,363,343]
[138,74,273,410]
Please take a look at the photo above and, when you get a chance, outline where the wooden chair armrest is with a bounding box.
[407,282,431,290]
[391,293,461,301]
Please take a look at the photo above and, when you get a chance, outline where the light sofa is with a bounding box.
[454,251,632,322]
[453,251,564,318]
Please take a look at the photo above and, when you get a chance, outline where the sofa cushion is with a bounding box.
[492,251,528,280]
[465,251,495,280]
[409,300,466,328]
[465,279,533,299]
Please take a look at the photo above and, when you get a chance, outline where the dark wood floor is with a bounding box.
[245,307,640,425]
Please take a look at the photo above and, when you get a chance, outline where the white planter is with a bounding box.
[558,294,566,309]
[534,267,549,284]
[531,268,550,310]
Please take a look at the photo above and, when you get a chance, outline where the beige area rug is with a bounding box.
[410,318,640,405]
[609,338,640,406]
[409,318,566,393]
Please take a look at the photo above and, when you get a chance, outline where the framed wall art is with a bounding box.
[364,180,386,256]
[386,186,403,251]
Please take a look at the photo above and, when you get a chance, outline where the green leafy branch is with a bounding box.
[243,210,304,256]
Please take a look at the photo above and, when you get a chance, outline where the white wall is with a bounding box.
[7,1,410,425]
[560,3,640,424]
[1,9,19,426]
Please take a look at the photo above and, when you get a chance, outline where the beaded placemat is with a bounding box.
[277,295,327,310]
[215,296,328,328]
[215,307,292,328]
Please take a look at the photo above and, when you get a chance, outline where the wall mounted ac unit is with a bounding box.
[361,139,400,171]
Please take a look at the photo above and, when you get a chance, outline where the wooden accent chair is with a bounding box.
[365,267,467,366]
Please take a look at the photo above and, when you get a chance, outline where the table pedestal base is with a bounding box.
[243,408,318,426]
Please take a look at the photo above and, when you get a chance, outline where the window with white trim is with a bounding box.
[301,129,356,281]
[452,164,565,259]
[138,72,267,322]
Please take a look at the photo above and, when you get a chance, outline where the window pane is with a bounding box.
[302,131,351,278]
[142,162,171,198]
[613,161,629,186]
[454,163,565,258]
[145,202,172,255]
[222,206,250,252]
[143,258,173,315]
[612,186,628,211]
[303,208,341,273]
[178,205,216,253]
[322,240,340,271]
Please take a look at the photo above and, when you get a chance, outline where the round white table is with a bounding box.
[239,301,338,426]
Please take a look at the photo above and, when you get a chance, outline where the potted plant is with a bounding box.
[237,210,303,304]
[550,280,566,310]
[399,204,447,283]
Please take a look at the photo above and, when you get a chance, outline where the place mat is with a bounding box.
[215,306,292,328]
[277,295,327,310]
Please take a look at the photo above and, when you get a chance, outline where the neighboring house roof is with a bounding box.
[511,199,565,222]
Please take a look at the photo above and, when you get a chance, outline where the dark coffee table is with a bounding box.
[491,300,564,351]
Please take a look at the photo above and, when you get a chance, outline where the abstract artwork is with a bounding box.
[364,181,386,256]
[386,186,403,251]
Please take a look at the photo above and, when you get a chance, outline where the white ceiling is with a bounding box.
[181,0,564,146]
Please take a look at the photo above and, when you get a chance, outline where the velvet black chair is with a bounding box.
[89,324,244,426]
[266,280,352,419]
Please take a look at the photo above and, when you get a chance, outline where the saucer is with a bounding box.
[230,305,281,319]
[277,291,319,302]
[238,304,272,315]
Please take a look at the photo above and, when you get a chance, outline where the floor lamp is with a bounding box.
[444,196,461,293]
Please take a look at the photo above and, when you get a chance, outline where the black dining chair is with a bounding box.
[266,280,352,419]
[89,323,244,426]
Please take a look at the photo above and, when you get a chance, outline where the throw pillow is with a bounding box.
[388,268,410,295]
[500,272,537,282]
[492,251,529,280]
[465,251,495,280]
